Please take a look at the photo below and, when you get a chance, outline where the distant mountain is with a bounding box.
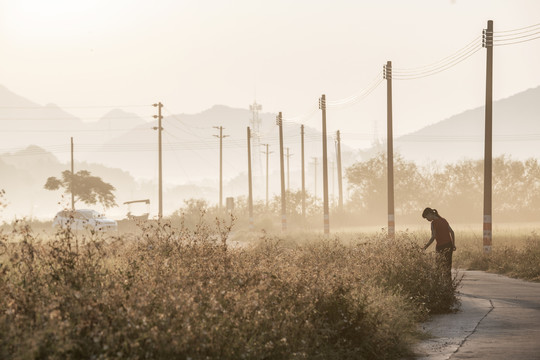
[392,86,540,163]
[2,84,539,220]
[96,104,332,187]
[0,85,146,153]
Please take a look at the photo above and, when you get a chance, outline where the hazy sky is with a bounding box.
[1,0,540,143]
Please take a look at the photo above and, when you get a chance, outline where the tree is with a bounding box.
[346,152,426,221]
[44,170,117,209]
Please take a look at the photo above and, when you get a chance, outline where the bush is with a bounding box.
[455,232,540,281]
[0,221,458,359]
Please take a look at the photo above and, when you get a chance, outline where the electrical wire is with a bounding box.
[162,106,211,131]
[281,106,319,124]
[2,131,538,157]
[490,22,540,46]
[495,22,540,33]
[392,35,482,74]
[326,72,383,105]
[327,78,384,109]
[494,28,540,38]
[391,45,482,80]
[493,31,540,42]
[493,36,540,46]
[392,46,483,80]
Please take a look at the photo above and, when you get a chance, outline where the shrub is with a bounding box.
[0,220,458,359]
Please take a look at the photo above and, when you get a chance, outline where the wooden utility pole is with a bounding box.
[213,126,229,211]
[70,137,74,210]
[336,130,344,212]
[261,143,272,210]
[319,94,330,235]
[483,20,494,253]
[384,62,395,238]
[301,125,306,222]
[247,127,254,230]
[277,113,287,231]
[153,102,163,219]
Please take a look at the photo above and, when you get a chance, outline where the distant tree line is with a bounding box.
[346,153,540,224]
[166,154,539,230]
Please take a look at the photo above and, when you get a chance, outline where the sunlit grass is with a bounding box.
[450,224,540,281]
[0,218,460,359]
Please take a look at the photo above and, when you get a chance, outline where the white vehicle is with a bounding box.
[52,209,118,232]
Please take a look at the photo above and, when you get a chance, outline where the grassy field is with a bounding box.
[451,224,540,281]
[335,222,540,282]
[0,218,460,360]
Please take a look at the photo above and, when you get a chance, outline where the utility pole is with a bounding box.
[277,112,287,231]
[483,20,494,253]
[384,62,395,238]
[336,130,344,212]
[70,137,74,210]
[301,125,306,223]
[286,147,293,192]
[247,127,254,230]
[319,94,330,235]
[213,126,229,211]
[152,102,163,219]
[261,144,272,210]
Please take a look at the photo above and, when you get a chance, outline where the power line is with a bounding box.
[494,28,540,38]
[392,45,483,80]
[495,22,540,33]
[2,132,539,157]
[493,36,540,46]
[493,31,540,42]
[327,78,384,108]
[392,35,482,74]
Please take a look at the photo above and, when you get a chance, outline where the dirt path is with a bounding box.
[415,270,540,359]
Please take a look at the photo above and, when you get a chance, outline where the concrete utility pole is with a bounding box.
[71,137,74,210]
[483,20,494,253]
[277,112,287,231]
[286,147,293,192]
[153,102,163,219]
[384,62,395,238]
[247,127,254,230]
[301,125,306,222]
[319,94,330,235]
[261,144,272,210]
[336,130,344,212]
[213,126,229,211]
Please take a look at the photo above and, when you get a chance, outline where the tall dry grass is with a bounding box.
[0,218,458,359]
[453,228,540,281]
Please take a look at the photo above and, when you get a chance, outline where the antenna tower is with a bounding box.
[249,101,264,192]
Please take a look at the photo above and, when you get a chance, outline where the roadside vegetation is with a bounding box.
[0,217,459,360]
[453,229,540,282]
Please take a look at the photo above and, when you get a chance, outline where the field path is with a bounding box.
[415,270,540,359]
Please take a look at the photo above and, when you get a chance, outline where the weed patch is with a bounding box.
[0,221,458,359]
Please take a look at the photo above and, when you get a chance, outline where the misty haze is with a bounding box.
[1,1,539,359]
